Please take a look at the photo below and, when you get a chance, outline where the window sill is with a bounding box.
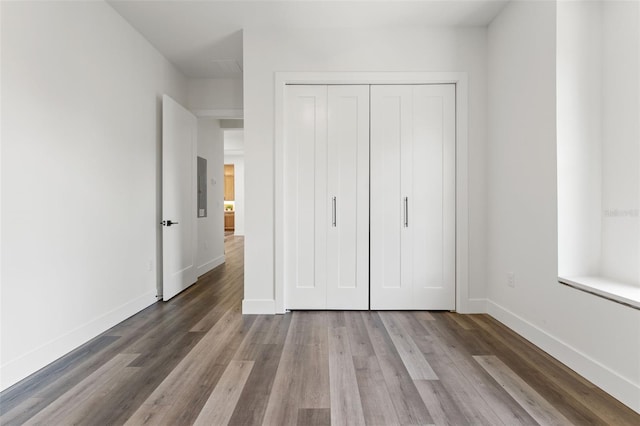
[559,276,640,310]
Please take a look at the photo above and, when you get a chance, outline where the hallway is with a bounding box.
[0,236,637,425]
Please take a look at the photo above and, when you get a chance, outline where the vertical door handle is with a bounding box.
[332,196,337,227]
[404,197,409,227]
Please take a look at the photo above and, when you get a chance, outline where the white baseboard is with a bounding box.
[0,290,157,392]
[460,298,487,314]
[242,298,276,314]
[197,255,225,278]
[487,299,640,414]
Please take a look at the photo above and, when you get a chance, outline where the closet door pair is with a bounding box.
[284,84,455,311]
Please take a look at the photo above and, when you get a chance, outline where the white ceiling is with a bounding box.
[108,0,509,78]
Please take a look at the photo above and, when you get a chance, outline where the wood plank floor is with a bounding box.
[1,236,638,425]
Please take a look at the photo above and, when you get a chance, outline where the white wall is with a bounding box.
[0,1,187,390]
[187,78,243,111]
[557,0,639,287]
[197,119,225,276]
[243,26,488,313]
[224,154,245,236]
[601,0,639,286]
[487,0,640,412]
[556,0,603,278]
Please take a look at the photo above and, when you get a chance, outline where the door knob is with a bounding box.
[161,220,179,227]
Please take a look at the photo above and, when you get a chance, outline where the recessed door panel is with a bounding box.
[371,85,455,310]
[284,86,328,308]
[370,86,411,309]
[326,85,369,309]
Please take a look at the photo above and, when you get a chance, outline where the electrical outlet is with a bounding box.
[507,272,516,288]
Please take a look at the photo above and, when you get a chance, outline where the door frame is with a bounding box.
[274,72,470,314]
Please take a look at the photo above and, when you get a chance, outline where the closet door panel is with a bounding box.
[370,85,412,309]
[371,84,456,310]
[326,85,369,309]
[423,84,456,309]
[412,88,444,289]
[411,85,455,309]
[284,85,328,309]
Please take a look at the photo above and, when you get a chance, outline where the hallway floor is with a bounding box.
[1,236,638,425]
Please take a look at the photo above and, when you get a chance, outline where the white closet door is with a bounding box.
[370,85,455,310]
[326,85,369,309]
[284,85,328,309]
[370,85,412,309]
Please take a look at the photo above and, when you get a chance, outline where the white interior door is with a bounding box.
[370,85,455,310]
[284,85,328,309]
[162,94,198,301]
[326,85,369,309]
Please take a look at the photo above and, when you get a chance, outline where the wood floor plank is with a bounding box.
[124,309,255,425]
[233,315,282,361]
[78,330,205,425]
[193,360,254,426]
[262,315,306,426]
[422,314,537,426]
[474,355,573,426]
[352,355,401,426]
[344,311,376,357]
[52,362,145,425]
[437,312,492,356]
[444,312,476,330]
[261,310,293,345]
[263,312,331,425]
[296,312,331,409]
[227,343,286,426]
[328,326,366,426]
[361,312,434,425]
[414,379,469,426]
[415,311,436,322]
[189,306,228,333]
[227,314,291,426]
[395,313,505,425]
[379,312,439,380]
[0,397,44,426]
[417,332,503,425]
[23,353,139,425]
[297,408,331,426]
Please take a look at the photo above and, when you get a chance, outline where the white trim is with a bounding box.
[274,71,470,314]
[0,290,157,391]
[487,300,640,414]
[242,298,276,315]
[559,276,640,309]
[197,255,225,278]
[192,109,244,119]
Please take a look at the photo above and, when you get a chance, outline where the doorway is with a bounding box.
[223,129,245,237]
